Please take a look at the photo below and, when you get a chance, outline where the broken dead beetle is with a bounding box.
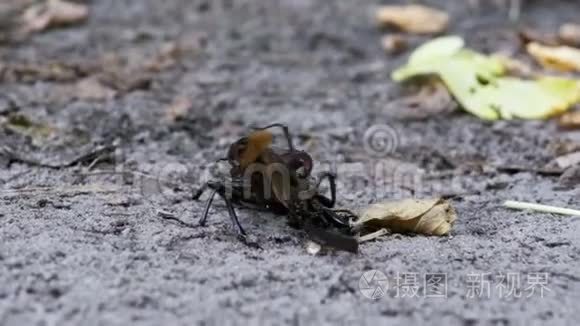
[193,124,359,253]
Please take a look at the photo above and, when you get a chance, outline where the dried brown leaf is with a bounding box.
[353,198,457,236]
[144,42,182,72]
[387,80,454,119]
[376,5,449,35]
[492,53,535,78]
[518,27,559,46]
[558,111,580,130]
[73,77,116,100]
[97,70,152,93]
[551,152,580,170]
[96,42,189,92]
[559,166,580,187]
[142,36,200,72]
[559,23,580,48]
[548,139,580,156]
[22,0,88,33]
[50,78,115,104]
[527,42,580,72]
[0,61,90,83]
[0,0,36,42]
[381,34,408,55]
[165,97,192,122]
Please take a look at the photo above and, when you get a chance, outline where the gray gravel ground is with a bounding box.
[1,0,580,325]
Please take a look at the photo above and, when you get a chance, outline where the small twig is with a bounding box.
[86,155,104,171]
[504,200,580,217]
[0,184,123,199]
[494,165,564,176]
[357,229,390,243]
[0,144,116,169]
[157,210,197,228]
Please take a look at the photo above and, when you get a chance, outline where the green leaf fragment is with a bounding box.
[408,35,464,65]
[392,36,580,120]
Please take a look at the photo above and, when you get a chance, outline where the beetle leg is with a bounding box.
[313,171,337,208]
[251,123,295,151]
[218,190,247,236]
[198,183,247,236]
[198,188,218,226]
[331,208,359,227]
[321,207,351,228]
[193,182,208,200]
[286,198,302,228]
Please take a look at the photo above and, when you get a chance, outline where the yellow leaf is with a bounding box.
[353,198,456,236]
[409,35,464,65]
[392,36,580,120]
[527,42,580,72]
[559,111,580,129]
[376,5,449,35]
